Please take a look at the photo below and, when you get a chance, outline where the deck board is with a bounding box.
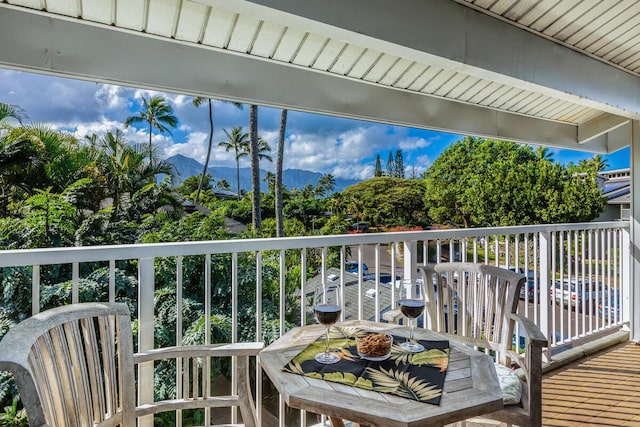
[541,342,640,426]
[450,342,640,427]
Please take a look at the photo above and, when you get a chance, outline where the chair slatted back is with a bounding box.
[419,263,525,359]
[0,303,136,427]
[1,303,262,427]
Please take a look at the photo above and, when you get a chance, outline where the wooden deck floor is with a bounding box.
[543,342,640,426]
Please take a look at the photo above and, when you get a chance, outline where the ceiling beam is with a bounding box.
[578,114,631,145]
[215,0,640,120]
[0,4,609,152]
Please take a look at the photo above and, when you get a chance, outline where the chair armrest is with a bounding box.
[510,313,547,347]
[134,342,263,364]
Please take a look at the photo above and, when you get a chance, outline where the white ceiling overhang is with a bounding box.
[0,0,638,153]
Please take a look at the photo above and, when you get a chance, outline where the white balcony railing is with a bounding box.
[0,221,629,426]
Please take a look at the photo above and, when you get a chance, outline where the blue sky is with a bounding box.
[0,68,630,180]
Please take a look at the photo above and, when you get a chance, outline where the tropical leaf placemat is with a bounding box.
[282,326,449,405]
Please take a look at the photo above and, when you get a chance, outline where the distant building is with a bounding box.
[596,168,630,221]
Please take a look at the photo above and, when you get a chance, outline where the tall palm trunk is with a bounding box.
[235,154,241,200]
[195,99,213,204]
[275,109,287,237]
[249,104,261,232]
[148,122,153,166]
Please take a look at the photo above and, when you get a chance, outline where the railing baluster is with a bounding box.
[108,260,115,303]
[302,248,308,326]
[176,256,183,427]
[375,243,381,322]
[32,264,40,315]
[72,262,79,304]
[137,257,155,427]
[205,253,212,425]
[255,251,263,427]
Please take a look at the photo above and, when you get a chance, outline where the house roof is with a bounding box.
[0,1,637,152]
[305,267,394,322]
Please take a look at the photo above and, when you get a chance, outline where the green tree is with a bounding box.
[263,171,275,194]
[0,101,25,129]
[394,149,405,178]
[386,151,394,176]
[178,174,212,197]
[275,109,287,237]
[577,154,608,173]
[217,179,231,190]
[124,95,178,166]
[424,137,605,227]
[342,177,428,226]
[316,174,336,197]
[218,126,249,200]
[95,130,174,213]
[535,146,553,161]
[0,132,43,214]
[374,153,383,177]
[191,97,243,204]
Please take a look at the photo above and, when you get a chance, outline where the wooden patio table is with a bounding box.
[260,320,503,427]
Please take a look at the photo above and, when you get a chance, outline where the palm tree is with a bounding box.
[124,95,178,166]
[249,104,261,231]
[0,133,42,215]
[263,171,276,194]
[218,126,249,199]
[191,97,243,204]
[317,173,336,197]
[257,137,273,162]
[591,154,608,172]
[95,130,174,212]
[535,146,553,161]
[0,101,26,129]
[4,124,79,192]
[217,179,231,190]
[275,109,287,237]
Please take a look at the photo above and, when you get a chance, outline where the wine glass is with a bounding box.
[397,279,426,352]
[313,284,342,364]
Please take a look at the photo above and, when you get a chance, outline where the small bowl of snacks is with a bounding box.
[357,331,393,361]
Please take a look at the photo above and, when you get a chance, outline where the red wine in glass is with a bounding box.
[397,280,426,352]
[315,304,341,326]
[314,285,342,364]
[399,299,425,319]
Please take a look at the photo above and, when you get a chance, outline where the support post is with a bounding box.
[538,231,551,360]
[630,120,640,342]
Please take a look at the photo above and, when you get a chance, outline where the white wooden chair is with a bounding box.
[384,263,547,427]
[0,302,263,427]
[419,263,547,427]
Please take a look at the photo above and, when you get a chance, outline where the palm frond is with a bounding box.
[365,366,443,402]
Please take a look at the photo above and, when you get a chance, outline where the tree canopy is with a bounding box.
[342,176,428,227]
[424,137,606,227]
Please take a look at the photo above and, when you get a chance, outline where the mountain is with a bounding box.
[166,154,359,193]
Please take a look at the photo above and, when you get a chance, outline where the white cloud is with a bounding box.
[164,132,209,161]
[398,136,432,150]
[70,118,128,139]
[95,84,127,111]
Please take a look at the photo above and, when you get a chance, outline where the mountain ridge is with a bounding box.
[167,154,359,193]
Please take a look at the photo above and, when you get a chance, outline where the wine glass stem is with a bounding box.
[409,319,415,344]
[325,326,331,356]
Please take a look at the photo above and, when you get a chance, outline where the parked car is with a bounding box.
[345,261,368,274]
[551,279,604,310]
[598,290,621,319]
[502,266,538,300]
[519,279,539,300]
[349,222,370,232]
